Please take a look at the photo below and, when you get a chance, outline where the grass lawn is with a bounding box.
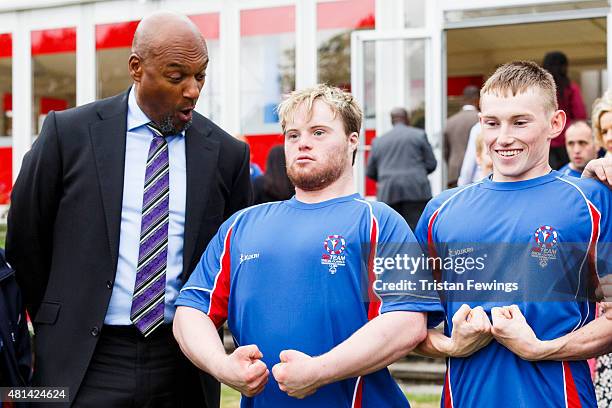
[221,385,440,408]
[0,224,5,248]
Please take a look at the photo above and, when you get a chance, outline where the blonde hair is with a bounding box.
[481,61,558,114]
[277,84,363,136]
[475,131,485,157]
[592,90,612,146]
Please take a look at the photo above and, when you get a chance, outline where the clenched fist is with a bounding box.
[447,304,493,357]
[272,350,322,399]
[218,345,269,397]
[491,305,541,360]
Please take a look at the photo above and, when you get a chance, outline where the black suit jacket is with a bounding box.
[6,91,252,405]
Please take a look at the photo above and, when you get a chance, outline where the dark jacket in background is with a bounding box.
[0,248,32,386]
[444,107,479,187]
[366,123,437,204]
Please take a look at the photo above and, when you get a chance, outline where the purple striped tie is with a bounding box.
[130,123,169,336]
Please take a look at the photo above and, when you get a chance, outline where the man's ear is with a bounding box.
[129,53,143,83]
[349,131,359,165]
[549,109,567,141]
[349,131,360,152]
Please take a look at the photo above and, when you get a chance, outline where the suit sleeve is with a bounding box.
[373,204,444,323]
[421,133,437,174]
[443,127,450,163]
[365,141,378,181]
[175,213,240,328]
[225,142,253,219]
[6,111,62,317]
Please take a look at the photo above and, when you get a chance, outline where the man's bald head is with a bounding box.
[128,11,209,135]
[390,107,410,126]
[132,11,207,61]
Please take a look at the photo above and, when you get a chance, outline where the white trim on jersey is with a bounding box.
[354,198,382,316]
[426,182,483,327]
[351,376,362,408]
[447,357,455,408]
[556,176,602,331]
[180,286,211,293]
[562,360,569,408]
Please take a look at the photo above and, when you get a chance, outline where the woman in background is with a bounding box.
[474,131,493,180]
[253,145,295,204]
[543,51,587,169]
[593,90,612,160]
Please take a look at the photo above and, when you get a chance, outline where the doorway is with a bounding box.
[445,17,607,116]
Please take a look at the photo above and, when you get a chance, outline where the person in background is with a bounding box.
[593,90,612,160]
[543,51,587,169]
[0,248,32,387]
[444,85,480,188]
[558,120,598,178]
[366,107,437,230]
[236,134,263,181]
[457,122,481,186]
[474,130,493,180]
[253,145,295,204]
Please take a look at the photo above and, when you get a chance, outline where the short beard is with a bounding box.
[155,114,192,136]
[287,152,347,191]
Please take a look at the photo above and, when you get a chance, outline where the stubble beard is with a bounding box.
[287,149,348,192]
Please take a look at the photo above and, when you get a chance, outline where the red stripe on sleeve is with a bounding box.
[208,226,233,328]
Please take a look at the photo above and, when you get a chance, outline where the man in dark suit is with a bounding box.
[366,107,437,230]
[444,85,480,188]
[6,11,251,407]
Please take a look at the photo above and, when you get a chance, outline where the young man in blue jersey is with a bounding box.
[559,120,599,178]
[414,61,612,407]
[172,84,441,407]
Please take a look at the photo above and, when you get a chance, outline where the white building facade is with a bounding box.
[0,0,609,206]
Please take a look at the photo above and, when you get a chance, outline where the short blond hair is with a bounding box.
[481,61,558,114]
[592,90,612,146]
[277,84,363,136]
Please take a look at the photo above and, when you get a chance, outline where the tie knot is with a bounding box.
[146,122,170,138]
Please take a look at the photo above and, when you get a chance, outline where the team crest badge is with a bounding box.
[530,225,558,267]
[321,235,346,274]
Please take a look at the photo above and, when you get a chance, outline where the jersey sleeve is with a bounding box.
[175,211,241,328]
[593,185,612,283]
[372,203,444,327]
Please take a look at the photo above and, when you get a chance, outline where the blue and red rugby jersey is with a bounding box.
[415,171,612,408]
[176,193,441,408]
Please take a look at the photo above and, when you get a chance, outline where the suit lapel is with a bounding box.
[182,117,220,279]
[89,92,128,272]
